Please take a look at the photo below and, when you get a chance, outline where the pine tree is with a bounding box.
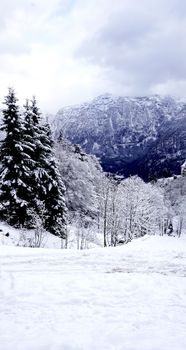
[23,99,36,151]
[22,99,38,218]
[0,91,67,236]
[31,96,40,125]
[41,124,67,237]
[28,97,49,214]
[29,97,67,237]
[0,88,35,227]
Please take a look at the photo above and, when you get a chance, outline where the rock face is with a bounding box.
[53,94,186,180]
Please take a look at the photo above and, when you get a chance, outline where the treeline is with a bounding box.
[55,140,186,249]
[0,88,66,237]
[0,88,185,249]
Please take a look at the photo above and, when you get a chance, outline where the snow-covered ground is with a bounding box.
[0,235,186,350]
[0,222,102,249]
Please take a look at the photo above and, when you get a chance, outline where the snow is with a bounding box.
[0,223,62,249]
[0,234,186,350]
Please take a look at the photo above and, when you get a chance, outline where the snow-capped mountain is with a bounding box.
[53,94,186,179]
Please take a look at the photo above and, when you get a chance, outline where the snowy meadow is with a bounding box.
[1,235,186,350]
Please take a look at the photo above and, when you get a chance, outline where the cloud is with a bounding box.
[0,0,186,112]
[77,0,186,97]
[0,0,107,111]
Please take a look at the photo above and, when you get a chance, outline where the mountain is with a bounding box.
[53,94,186,180]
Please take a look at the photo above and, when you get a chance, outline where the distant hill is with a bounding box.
[44,94,186,179]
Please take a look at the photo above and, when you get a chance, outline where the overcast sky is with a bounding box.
[0,0,186,112]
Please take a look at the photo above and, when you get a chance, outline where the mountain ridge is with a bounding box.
[53,94,186,180]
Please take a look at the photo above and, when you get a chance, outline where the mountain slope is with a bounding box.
[53,94,186,179]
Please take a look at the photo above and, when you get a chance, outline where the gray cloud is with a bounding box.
[1,0,186,112]
[76,0,186,97]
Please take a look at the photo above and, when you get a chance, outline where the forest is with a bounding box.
[0,88,185,249]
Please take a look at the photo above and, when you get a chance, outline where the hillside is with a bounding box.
[53,94,186,180]
[0,235,186,350]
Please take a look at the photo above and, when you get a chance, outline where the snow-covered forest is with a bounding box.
[0,89,185,249]
[0,88,66,241]
[56,142,186,248]
[0,90,186,350]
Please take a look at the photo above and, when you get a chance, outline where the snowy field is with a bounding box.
[0,235,186,350]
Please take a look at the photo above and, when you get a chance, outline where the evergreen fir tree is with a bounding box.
[23,99,36,150]
[0,88,35,227]
[41,124,67,237]
[31,96,40,125]
[29,97,67,237]
[22,99,38,219]
[0,91,67,236]
[29,96,50,213]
